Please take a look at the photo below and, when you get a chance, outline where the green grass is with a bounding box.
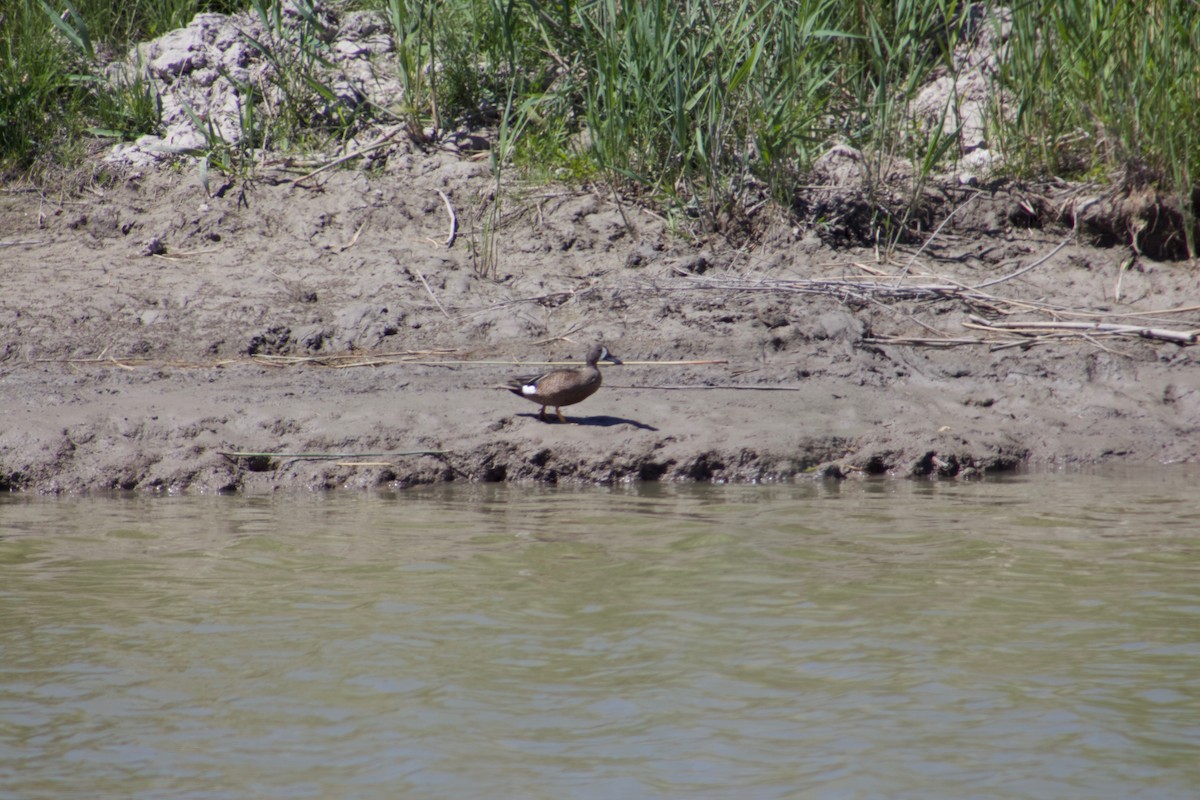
[993,0,1200,254]
[3,0,1198,253]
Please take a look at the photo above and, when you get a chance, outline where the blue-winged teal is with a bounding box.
[499,344,622,423]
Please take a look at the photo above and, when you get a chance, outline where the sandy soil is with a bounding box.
[1,139,1198,493]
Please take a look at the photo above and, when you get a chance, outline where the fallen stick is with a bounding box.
[862,336,995,347]
[27,353,729,370]
[409,266,452,319]
[971,234,1073,290]
[338,220,368,253]
[613,359,728,366]
[1112,304,1200,318]
[988,335,1075,352]
[289,126,403,186]
[609,383,803,391]
[530,325,587,345]
[436,189,457,247]
[966,316,1198,345]
[988,301,1200,323]
[963,322,1123,338]
[219,450,446,460]
[336,461,406,467]
[260,356,729,368]
[663,274,963,300]
[255,349,458,362]
[893,190,981,284]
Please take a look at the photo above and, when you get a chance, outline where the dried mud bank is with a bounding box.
[1,150,1198,493]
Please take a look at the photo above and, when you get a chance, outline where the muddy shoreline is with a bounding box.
[1,148,1197,493]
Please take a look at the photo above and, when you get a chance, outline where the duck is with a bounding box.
[498,343,622,423]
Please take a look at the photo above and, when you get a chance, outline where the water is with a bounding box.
[2,470,1199,799]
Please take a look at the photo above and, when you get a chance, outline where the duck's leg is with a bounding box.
[555,406,569,424]
[539,405,549,422]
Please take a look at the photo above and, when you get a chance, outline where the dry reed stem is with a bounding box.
[970,235,1074,290]
[436,189,457,247]
[609,383,802,391]
[219,449,445,460]
[863,336,999,347]
[410,266,452,319]
[338,220,368,253]
[964,316,1198,344]
[288,125,404,186]
[25,352,728,370]
[893,191,982,285]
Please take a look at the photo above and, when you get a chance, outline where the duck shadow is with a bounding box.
[516,413,659,431]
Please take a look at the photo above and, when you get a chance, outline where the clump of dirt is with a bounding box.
[1066,184,1199,261]
[106,3,398,162]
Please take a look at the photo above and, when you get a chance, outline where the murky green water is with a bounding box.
[2,470,1199,799]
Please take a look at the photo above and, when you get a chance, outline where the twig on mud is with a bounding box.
[612,359,729,366]
[0,239,48,247]
[660,274,963,302]
[249,349,458,368]
[847,261,892,277]
[1113,254,1134,303]
[151,246,224,260]
[220,450,446,458]
[23,352,716,370]
[33,355,248,368]
[338,220,368,253]
[971,234,1074,290]
[321,359,409,370]
[863,336,999,347]
[457,290,583,318]
[489,358,729,368]
[31,353,143,369]
[987,337,1052,352]
[530,325,587,345]
[436,189,457,248]
[219,449,446,465]
[409,266,452,319]
[609,383,800,391]
[608,185,637,241]
[984,331,1109,352]
[986,301,1200,325]
[288,125,404,186]
[1106,303,1200,318]
[639,206,668,225]
[1081,334,1138,359]
[964,315,1198,345]
[893,190,980,285]
[252,354,727,368]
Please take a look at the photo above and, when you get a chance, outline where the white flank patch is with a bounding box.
[521,384,538,396]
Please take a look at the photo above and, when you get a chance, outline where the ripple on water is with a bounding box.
[2,468,1199,799]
